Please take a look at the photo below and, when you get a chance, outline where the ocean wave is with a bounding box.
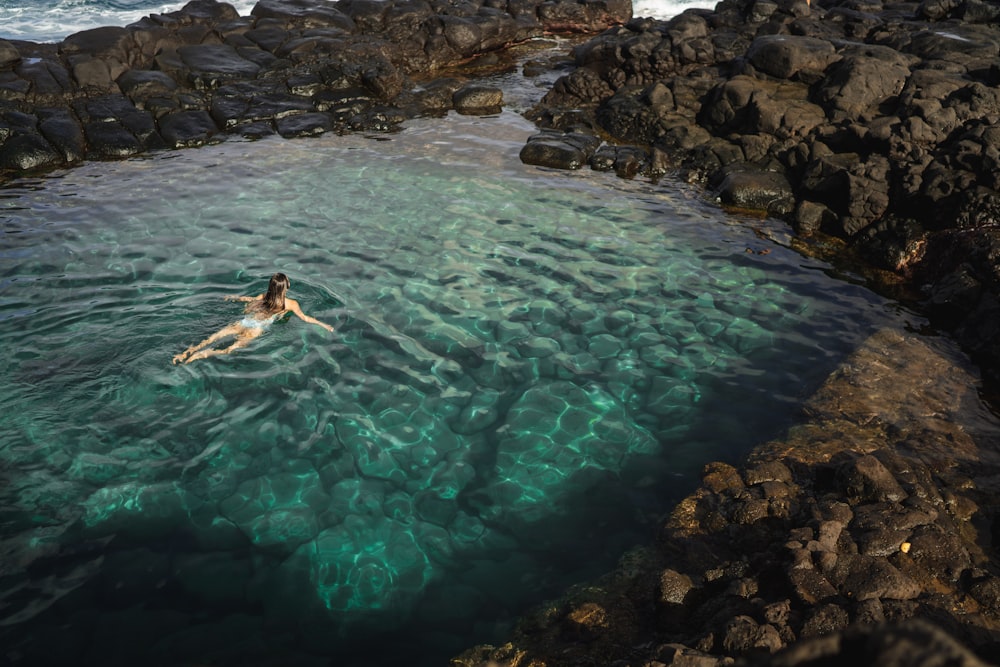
[0,0,259,43]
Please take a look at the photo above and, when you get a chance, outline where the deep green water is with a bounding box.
[0,111,914,666]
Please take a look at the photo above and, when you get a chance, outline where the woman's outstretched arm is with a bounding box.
[286,298,334,332]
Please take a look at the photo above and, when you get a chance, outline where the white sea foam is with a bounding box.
[0,0,716,44]
[633,0,719,19]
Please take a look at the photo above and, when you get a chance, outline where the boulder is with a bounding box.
[158,109,219,147]
[38,107,86,162]
[812,44,914,121]
[746,34,839,82]
[520,130,602,170]
[176,44,263,89]
[714,166,795,216]
[453,84,503,114]
[0,40,21,70]
[0,131,62,170]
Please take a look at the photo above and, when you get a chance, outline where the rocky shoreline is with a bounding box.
[455,327,1000,666]
[517,0,1000,391]
[3,0,1000,665]
[0,0,626,164]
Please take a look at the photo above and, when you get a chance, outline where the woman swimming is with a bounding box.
[172,272,334,364]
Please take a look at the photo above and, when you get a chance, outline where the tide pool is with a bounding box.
[0,109,915,666]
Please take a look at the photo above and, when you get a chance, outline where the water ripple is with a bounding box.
[0,115,918,666]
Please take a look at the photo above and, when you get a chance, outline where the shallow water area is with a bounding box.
[1,106,920,666]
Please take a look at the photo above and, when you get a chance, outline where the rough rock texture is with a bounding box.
[519,0,1000,387]
[454,328,1000,667]
[0,0,631,172]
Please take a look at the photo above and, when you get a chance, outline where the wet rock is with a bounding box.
[0,130,62,171]
[159,109,219,147]
[1,0,637,180]
[713,166,795,216]
[793,199,838,236]
[537,0,633,33]
[69,55,118,90]
[117,69,178,99]
[175,44,263,89]
[17,58,74,97]
[520,129,602,170]
[453,84,503,114]
[38,107,86,163]
[59,26,133,76]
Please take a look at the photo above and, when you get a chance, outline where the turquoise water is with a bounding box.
[1,110,910,665]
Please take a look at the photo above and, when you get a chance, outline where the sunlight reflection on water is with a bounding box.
[0,110,918,666]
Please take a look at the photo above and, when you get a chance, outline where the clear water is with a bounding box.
[0,0,717,43]
[1,109,913,666]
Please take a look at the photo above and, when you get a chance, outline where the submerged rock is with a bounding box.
[454,328,1000,666]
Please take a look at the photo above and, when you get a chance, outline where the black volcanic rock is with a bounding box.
[0,0,632,176]
[513,0,1000,384]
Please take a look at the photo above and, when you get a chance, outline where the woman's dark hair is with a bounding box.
[261,272,290,312]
